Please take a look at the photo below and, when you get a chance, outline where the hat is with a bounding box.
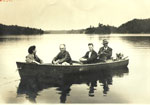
[103,39,108,44]
[28,45,36,54]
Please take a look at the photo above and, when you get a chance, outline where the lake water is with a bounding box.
[0,34,150,103]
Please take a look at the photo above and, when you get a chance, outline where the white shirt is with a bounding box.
[88,52,92,58]
[104,47,108,50]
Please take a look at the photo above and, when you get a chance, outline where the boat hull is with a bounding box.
[16,59,129,78]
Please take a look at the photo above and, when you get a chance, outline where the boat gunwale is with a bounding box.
[16,59,129,67]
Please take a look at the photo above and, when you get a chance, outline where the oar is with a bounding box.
[123,56,128,60]
[72,60,82,64]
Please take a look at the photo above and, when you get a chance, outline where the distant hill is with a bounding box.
[117,18,150,33]
[85,18,150,34]
[85,23,117,34]
[0,24,44,35]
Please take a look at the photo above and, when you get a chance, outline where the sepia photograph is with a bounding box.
[0,0,150,104]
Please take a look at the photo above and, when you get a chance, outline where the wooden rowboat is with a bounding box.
[16,58,129,78]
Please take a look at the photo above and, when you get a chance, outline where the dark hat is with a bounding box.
[103,39,108,44]
[28,45,36,54]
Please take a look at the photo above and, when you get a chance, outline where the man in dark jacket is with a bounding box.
[98,39,112,62]
[80,43,98,64]
[52,44,72,65]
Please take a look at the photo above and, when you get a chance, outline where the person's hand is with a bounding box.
[56,60,60,64]
[40,60,44,64]
[52,60,57,64]
[100,52,104,54]
[80,58,87,62]
[53,60,60,64]
[56,60,60,63]
[101,51,106,54]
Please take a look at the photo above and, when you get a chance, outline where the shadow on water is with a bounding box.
[16,67,129,103]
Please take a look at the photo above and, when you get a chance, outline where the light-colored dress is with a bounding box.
[26,54,42,64]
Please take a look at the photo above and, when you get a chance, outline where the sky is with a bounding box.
[0,0,150,30]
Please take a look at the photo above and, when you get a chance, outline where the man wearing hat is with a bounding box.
[98,39,112,62]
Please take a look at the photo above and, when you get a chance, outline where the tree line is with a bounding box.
[1,18,150,35]
[85,23,117,34]
[0,24,44,35]
[85,18,150,34]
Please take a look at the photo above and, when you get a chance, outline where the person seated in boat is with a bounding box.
[52,44,72,65]
[25,45,43,64]
[98,39,112,62]
[79,43,98,64]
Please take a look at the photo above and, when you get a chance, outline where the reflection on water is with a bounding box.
[17,67,129,103]
[119,36,150,48]
[0,34,150,103]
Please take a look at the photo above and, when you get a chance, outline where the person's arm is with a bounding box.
[79,52,89,62]
[106,48,112,58]
[82,52,89,58]
[34,54,43,64]
[58,52,70,63]
[87,52,98,62]
[52,53,60,63]
[98,48,104,55]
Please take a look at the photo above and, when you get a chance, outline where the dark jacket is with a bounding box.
[83,50,98,64]
[53,51,72,64]
[98,46,112,59]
